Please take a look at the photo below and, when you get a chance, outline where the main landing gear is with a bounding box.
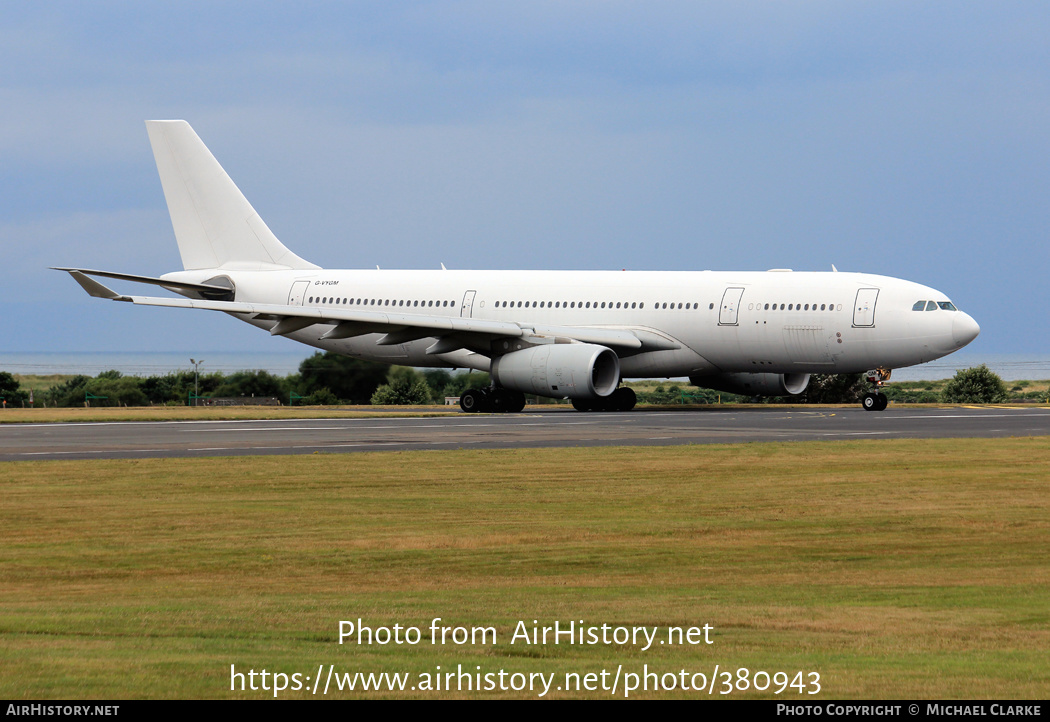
[459,387,526,413]
[571,386,637,412]
[458,386,638,413]
[862,368,891,412]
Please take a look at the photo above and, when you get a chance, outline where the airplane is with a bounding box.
[57,120,980,413]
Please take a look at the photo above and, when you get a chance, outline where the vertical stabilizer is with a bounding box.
[146,120,319,271]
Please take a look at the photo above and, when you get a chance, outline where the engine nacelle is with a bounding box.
[690,372,811,397]
[491,343,620,399]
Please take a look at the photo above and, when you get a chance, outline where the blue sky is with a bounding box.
[2,1,1048,356]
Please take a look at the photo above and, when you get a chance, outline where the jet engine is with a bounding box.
[690,372,811,397]
[491,343,620,399]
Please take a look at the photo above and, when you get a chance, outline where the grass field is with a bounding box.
[1,439,1048,699]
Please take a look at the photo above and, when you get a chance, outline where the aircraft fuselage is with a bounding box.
[165,267,979,379]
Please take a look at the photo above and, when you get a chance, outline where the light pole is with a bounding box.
[190,358,204,406]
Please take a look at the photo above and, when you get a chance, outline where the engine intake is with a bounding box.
[690,372,810,397]
[492,343,620,399]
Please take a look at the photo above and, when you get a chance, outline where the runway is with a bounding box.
[1,406,1049,461]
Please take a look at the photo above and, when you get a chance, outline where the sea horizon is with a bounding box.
[1,351,1049,382]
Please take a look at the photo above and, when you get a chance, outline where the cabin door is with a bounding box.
[853,288,879,327]
[461,290,477,318]
[288,280,310,306]
[718,287,745,326]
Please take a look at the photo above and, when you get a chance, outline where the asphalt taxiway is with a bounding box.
[1,406,1048,461]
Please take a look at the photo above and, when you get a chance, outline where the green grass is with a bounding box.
[1,439,1048,698]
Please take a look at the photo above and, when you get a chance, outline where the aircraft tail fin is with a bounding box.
[145,120,320,272]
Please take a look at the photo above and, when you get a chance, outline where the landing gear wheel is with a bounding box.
[862,392,888,411]
[505,391,526,413]
[863,368,892,412]
[459,388,487,413]
[489,389,526,413]
[571,398,594,412]
[610,387,637,412]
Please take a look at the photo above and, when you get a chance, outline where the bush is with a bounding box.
[941,365,1008,404]
[210,370,286,399]
[0,372,28,407]
[84,376,148,407]
[47,375,91,407]
[371,377,433,405]
[306,388,339,406]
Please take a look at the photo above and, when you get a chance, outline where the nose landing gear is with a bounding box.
[862,368,891,411]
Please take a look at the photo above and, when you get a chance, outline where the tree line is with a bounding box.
[0,353,490,407]
[0,359,1026,408]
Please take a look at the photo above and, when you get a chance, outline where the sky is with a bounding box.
[2,1,1048,357]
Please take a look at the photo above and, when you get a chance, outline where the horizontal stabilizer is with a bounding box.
[65,271,123,299]
[52,267,233,298]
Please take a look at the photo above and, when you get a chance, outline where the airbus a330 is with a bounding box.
[58,121,980,412]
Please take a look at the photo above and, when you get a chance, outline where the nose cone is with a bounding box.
[952,312,980,348]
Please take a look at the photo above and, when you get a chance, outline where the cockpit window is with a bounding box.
[912,301,926,311]
[938,301,957,311]
[925,301,939,311]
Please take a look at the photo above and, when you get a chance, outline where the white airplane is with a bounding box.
[58,120,980,413]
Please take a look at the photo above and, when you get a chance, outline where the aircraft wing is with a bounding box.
[59,271,681,355]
